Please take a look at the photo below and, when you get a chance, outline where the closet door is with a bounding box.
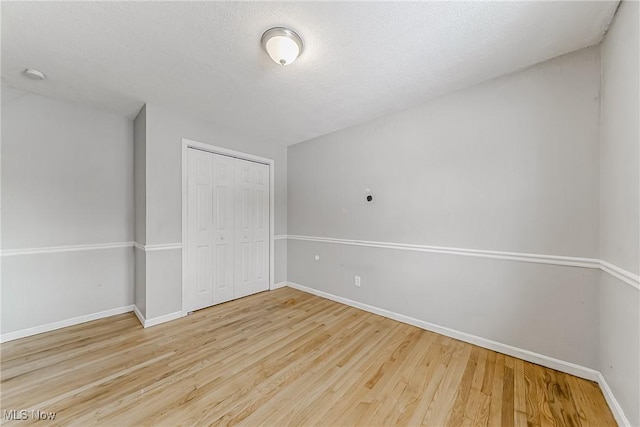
[186,149,270,312]
[234,158,270,299]
[210,153,235,305]
[186,149,235,312]
[186,149,214,312]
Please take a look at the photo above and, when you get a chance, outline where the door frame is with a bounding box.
[181,138,275,316]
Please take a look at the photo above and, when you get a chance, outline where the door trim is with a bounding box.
[181,138,276,316]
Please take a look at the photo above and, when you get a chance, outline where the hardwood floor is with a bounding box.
[1,287,615,426]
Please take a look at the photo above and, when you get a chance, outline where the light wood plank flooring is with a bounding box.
[1,287,615,426]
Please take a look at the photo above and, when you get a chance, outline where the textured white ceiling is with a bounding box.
[1,1,618,146]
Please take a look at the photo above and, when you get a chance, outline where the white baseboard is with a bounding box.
[0,304,185,342]
[286,282,600,382]
[133,305,146,327]
[0,305,134,343]
[272,281,288,289]
[598,372,632,427]
[135,310,183,328]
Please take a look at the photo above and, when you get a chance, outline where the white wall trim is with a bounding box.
[286,281,601,381]
[598,372,632,427]
[287,234,598,268]
[132,305,183,328]
[0,305,134,343]
[600,260,640,290]
[1,242,134,257]
[144,311,184,328]
[146,243,182,251]
[272,281,287,289]
[285,234,640,290]
[133,305,146,327]
[1,241,187,256]
[183,138,275,166]
[134,242,182,252]
[274,235,287,240]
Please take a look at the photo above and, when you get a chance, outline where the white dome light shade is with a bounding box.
[261,27,303,66]
[265,35,299,65]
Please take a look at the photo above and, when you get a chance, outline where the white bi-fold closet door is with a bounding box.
[186,148,269,313]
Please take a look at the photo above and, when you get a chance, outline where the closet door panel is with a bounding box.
[253,163,270,293]
[211,154,235,305]
[234,158,254,299]
[186,149,214,311]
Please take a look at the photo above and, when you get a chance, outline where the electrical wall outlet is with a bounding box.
[354,276,361,287]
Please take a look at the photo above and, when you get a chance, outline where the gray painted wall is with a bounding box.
[288,48,600,258]
[599,0,639,275]
[598,272,639,425]
[598,2,640,425]
[134,105,147,246]
[288,48,601,368]
[2,86,134,248]
[2,249,133,333]
[142,103,287,318]
[133,106,147,317]
[275,239,287,284]
[1,86,134,334]
[146,248,181,319]
[134,248,146,317]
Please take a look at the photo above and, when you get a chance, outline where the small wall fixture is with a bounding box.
[261,27,303,66]
[22,68,46,80]
[365,188,374,203]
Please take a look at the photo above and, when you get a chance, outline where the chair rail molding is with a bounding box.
[133,242,182,252]
[1,242,134,256]
[285,234,639,290]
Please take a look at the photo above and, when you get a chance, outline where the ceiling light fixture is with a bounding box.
[261,27,303,66]
[23,68,47,80]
